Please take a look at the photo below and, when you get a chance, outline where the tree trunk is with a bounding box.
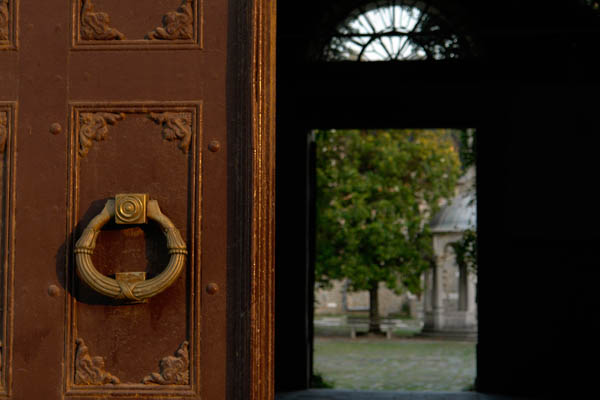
[368,282,382,334]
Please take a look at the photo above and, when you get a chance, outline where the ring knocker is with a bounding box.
[74,194,187,302]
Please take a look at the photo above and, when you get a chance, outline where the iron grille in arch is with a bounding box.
[324,0,470,61]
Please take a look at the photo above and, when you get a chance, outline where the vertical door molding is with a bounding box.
[0,102,16,397]
[0,0,18,50]
[225,0,275,397]
[250,0,276,399]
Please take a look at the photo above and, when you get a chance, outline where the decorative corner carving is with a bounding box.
[80,0,125,41]
[75,338,120,385]
[146,0,194,40]
[142,341,189,385]
[0,0,9,41]
[79,112,125,157]
[0,111,8,153]
[149,112,192,153]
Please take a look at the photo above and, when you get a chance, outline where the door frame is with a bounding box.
[250,0,275,398]
[250,0,277,400]
[229,0,275,399]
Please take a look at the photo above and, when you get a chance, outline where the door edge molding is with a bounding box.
[250,0,276,399]
[226,0,275,398]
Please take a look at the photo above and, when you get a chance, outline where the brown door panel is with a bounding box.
[65,103,202,395]
[0,0,237,398]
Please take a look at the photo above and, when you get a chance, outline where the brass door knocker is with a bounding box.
[74,194,187,302]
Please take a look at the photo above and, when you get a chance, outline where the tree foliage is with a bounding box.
[450,128,477,274]
[315,129,462,297]
[448,229,478,275]
[458,128,476,170]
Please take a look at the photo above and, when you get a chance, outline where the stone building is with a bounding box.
[314,279,420,318]
[422,168,477,339]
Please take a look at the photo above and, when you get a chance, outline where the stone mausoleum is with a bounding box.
[423,168,477,339]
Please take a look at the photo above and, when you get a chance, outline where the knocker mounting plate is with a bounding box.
[115,193,148,224]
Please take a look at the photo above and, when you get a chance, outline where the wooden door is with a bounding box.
[0,0,275,399]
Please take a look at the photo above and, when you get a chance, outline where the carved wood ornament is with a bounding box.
[74,338,121,385]
[143,341,190,385]
[0,0,8,41]
[79,0,196,43]
[78,112,125,157]
[147,0,194,40]
[0,111,7,153]
[77,110,194,157]
[74,338,189,386]
[149,112,193,154]
[80,0,125,41]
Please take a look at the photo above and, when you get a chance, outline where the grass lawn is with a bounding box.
[313,337,476,392]
[314,325,422,338]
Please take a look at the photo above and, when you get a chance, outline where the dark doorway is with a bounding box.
[275,1,600,398]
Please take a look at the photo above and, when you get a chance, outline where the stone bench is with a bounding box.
[347,317,396,339]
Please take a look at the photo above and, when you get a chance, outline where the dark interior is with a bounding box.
[274,0,600,396]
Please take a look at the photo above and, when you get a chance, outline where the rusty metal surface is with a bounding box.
[2,0,231,398]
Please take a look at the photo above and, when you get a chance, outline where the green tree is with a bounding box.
[448,228,478,275]
[316,129,461,333]
[450,128,477,274]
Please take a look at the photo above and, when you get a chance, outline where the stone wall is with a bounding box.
[315,280,422,318]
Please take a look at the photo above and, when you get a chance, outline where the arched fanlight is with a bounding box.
[325,1,468,61]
